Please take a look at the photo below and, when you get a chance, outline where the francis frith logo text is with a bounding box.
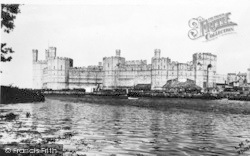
[188,12,237,41]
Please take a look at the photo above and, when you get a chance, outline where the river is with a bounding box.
[0,97,250,156]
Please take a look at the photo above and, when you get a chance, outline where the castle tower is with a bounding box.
[32,49,47,89]
[45,47,57,60]
[116,49,121,57]
[102,49,125,89]
[151,49,169,90]
[45,49,49,60]
[45,57,73,90]
[32,49,38,62]
[154,49,161,58]
[193,53,217,89]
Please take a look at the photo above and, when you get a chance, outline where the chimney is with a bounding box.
[98,62,102,66]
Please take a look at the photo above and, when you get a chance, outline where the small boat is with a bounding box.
[128,97,138,100]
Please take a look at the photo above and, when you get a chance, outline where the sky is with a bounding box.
[1,0,250,88]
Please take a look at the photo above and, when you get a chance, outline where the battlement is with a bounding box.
[152,56,171,63]
[125,60,147,65]
[88,65,98,67]
[33,60,47,64]
[237,72,247,76]
[103,56,125,60]
[193,52,217,58]
[69,67,86,71]
[49,47,56,50]
[69,66,103,74]
[87,65,103,70]
[56,57,73,61]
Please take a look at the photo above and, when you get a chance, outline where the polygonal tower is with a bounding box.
[102,49,125,89]
[45,47,57,60]
[151,49,169,90]
[193,53,217,88]
[32,49,47,89]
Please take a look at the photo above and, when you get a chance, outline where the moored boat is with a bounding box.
[128,97,139,100]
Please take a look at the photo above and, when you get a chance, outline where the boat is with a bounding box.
[128,97,139,100]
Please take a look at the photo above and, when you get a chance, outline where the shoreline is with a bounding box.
[0,86,45,104]
[45,94,250,115]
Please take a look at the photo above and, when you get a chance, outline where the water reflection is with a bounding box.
[0,99,250,156]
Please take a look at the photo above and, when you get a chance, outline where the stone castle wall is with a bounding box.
[33,47,218,91]
[151,49,170,89]
[68,66,103,91]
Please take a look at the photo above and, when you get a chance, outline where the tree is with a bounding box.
[1,4,21,62]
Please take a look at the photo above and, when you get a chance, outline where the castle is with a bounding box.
[32,47,217,91]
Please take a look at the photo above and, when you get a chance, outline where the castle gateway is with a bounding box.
[33,47,217,91]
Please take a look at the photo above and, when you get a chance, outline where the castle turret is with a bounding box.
[154,49,161,58]
[116,49,121,57]
[193,53,217,88]
[32,49,47,89]
[32,49,38,62]
[102,49,125,89]
[151,49,169,90]
[45,47,57,60]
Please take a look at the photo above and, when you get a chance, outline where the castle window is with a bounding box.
[61,65,62,70]
[158,65,160,69]
[108,63,109,67]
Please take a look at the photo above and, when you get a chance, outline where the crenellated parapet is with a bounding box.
[56,56,73,61]
[33,60,47,64]
[125,60,147,65]
[193,52,217,71]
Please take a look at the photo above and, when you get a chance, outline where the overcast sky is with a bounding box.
[1,0,250,88]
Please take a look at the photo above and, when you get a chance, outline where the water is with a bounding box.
[1,98,250,156]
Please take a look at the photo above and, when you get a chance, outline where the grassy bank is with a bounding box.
[45,94,250,115]
[0,86,45,104]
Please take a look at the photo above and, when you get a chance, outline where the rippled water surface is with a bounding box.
[1,98,250,156]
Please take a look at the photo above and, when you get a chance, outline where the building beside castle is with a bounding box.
[33,47,217,91]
